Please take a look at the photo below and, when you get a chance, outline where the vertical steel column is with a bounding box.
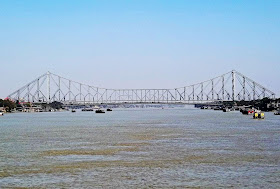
[222,75,225,100]
[211,80,214,100]
[86,86,89,103]
[80,84,82,101]
[106,89,108,103]
[47,72,50,103]
[184,87,186,101]
[37,79,40,101]
[27,85,30,102]
[192,85,195,100]
[87,86,90,102]
[232,71,235,101]
[243,76,246,100]
[119,90,120,102]
[145,90,146,102]
[68,80,71,102]
[97,88,99,103]
[201,83,203,101]
[17,90,20,101]
[58,77,61,101]
[253,82,256,100]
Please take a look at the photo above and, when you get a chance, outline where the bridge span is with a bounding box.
[7,70,275,105]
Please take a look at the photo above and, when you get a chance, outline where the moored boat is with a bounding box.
[96,109,105,113]
[241,109,254,115]
[71,109,76,113]
[223,108,230,112]
[213,106,222,111]
[253,112,265,119]
[82,108,94,111]
[106,108,112,111]
[274,111,280,115]
[0,112,4,116]
[93,105,101,109]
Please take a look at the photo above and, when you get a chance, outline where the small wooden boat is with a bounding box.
[71,109,76,113]
[223,108,231,112]
[82,108,94,111]
[93,105,101,109]
[213,106,222,110]
[96,109,105,113]
[241,109,254,115]
[106,108,112,111]
[0,112,4,116]
[274,111,280,115]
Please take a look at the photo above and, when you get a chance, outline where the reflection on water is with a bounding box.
[0,108,279,188]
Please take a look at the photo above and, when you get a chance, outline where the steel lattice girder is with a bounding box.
[7,70,276,104]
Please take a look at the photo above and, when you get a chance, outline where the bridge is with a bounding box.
[7,70,275,105]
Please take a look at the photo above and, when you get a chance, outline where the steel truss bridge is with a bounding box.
[7,70,275,105]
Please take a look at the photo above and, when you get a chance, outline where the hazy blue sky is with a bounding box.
[1,0,280,98]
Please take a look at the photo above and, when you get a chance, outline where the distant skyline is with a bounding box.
[1,0,280,98]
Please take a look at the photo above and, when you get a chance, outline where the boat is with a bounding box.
[241,109,254,115]
[71,109,76,113]
[248,110,254,115]
[82,108,94,111]
[213,106,222,111]
[223,108,231,112]
[274,111,280,115]
[95,109,105,113]
[106,108,112,111]
[0,112,4,116]
[253,112,265,119]
[93,105,101,109]
[200,106,208,109]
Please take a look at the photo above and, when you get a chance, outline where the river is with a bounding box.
[0,108,279,188]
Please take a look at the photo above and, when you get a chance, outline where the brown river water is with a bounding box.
[0,108,279,188]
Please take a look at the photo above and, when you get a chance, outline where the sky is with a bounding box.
[0,0,280,98]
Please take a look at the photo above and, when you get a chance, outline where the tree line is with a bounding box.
[0,99,16,112]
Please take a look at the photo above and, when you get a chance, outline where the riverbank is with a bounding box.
[196,97,280,112]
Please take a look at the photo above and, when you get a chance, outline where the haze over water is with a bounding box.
[0,108,279,188]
